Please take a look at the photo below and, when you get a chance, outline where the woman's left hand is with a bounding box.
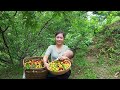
[59,56,69,60]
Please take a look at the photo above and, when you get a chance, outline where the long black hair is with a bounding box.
[55,31,66,38]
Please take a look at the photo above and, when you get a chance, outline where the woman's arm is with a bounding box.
[59,56,73,63]
[43,45,52,69]
[43,55,49,69]
[59,50,74,63]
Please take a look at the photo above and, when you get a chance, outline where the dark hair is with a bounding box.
[55,31,66,38]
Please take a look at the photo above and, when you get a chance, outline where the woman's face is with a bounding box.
[55,33,64,45]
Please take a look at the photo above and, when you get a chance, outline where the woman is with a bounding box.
[43,31,74,79]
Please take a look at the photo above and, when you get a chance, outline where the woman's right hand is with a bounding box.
[43,55,49,70]
[44,62,49,70]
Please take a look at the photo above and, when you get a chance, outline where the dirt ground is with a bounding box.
[70,54,120,79]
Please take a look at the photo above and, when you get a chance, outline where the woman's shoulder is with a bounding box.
[48,45,55,48]
[63,45,69,49]
[63,45,69,47]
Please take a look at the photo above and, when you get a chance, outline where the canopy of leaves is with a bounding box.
[0,11,120,68]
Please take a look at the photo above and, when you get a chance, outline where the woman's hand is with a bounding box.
[43,55,49,69]
[59,56,69,61]
[44,62,49,70]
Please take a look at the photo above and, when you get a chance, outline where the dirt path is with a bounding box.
[70,44,120,79]
[86,55,120,79]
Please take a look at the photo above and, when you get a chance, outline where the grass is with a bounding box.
[0,65,23,79]
[0,56,120,79]
[108,65,120,74]
[0,50,120,79]
[69,47,120,79]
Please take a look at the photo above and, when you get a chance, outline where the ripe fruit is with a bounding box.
[49,60,70,72]
[24,60,43,69]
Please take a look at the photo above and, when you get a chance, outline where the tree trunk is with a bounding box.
[0,27,14,64]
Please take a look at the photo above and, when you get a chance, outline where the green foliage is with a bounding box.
[82,68,97,79]
[0,11,120,79]
[0,65,23,79]
[91,18,120,66]
[109,66,120,74]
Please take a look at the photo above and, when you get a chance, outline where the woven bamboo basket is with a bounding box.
[23,56,48,79]
[48,59,71,75]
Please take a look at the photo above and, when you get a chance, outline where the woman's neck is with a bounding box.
[56,44,63,48]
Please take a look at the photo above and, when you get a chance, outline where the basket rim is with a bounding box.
[23,56,45,70]
[25,69,48,73]
[24,68,46,70]
[23,56,43,61]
